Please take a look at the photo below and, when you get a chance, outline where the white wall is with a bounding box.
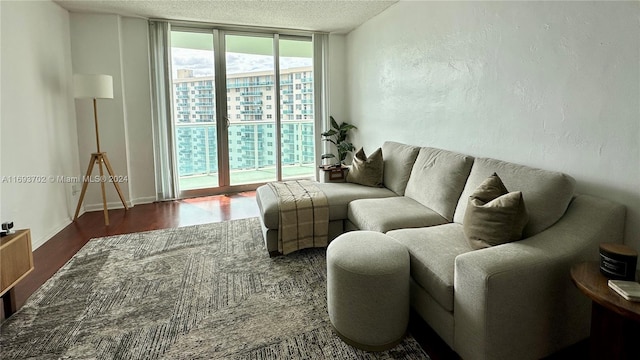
[70,14,155,211]
[325,34,348,159]
[347,2,640,249]
[71,14,130,210]
[120,18,156,205]
[0,1,81,249]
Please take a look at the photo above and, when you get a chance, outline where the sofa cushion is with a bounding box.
[387,223,473,312]
[453,158,575,237]
[256,182,398,230]
[404,147,474,222]
[256,184,281,229]
[382,141,421,196]
[316,182,397,221]
[348,197,448,233]
[346,147,384,187]
[463,173,529,249]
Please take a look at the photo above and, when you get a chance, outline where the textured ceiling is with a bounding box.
[54,0,398,33]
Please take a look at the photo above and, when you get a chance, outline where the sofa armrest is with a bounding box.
[453,194,626,360]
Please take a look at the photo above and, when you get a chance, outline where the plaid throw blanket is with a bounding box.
[268,180,329,255]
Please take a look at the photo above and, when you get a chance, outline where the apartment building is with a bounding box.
[172,67,315,181]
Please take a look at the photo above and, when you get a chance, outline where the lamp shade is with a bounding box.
[73,74,113,99]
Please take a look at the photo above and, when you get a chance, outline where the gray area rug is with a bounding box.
[0,218,429,359]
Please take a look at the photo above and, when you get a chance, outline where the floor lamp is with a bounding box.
[73,74,128,225]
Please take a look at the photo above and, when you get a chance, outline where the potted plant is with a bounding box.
[321,116,357,167]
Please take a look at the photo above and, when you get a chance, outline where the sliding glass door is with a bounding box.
[169,28,316,195]
[170,30,219,191]
[225,34,277,185]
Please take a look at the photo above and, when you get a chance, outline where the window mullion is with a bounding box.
[274,34,282,181]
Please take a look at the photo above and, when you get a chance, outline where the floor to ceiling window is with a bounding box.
[168,27,317,196]
[278,38,315,181]
[171,31,218,190]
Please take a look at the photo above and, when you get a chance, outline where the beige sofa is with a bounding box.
[255,141,626,360]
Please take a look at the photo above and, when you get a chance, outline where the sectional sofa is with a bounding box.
[256,141,626,360]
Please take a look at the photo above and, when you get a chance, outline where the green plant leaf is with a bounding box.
[339,123,357,132]
[324,115,357,165]
[337,141,354,152]
[330,116,339,131]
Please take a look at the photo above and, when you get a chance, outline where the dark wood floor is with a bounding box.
[1,191,587,359]
[2,192,261,321]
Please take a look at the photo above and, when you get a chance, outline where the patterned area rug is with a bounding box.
[0,218,429,359]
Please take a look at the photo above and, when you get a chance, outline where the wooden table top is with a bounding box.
[0,229,29,247]
[571,261,640,323]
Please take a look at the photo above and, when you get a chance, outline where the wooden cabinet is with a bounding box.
[1,229,34,316]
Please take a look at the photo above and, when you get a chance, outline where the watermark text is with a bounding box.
[1,175,129,184]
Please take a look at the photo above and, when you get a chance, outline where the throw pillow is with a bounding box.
[463,173,529,249]
[346,147,384,187]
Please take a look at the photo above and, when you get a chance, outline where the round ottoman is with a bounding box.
[327,231,410,351]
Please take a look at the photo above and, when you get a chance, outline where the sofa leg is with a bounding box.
[269,250,282,257]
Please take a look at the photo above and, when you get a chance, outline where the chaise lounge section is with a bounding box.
[255,141,626,359]
[256,181,397,256]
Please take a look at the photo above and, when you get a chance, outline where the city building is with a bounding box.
[172,66,315,184]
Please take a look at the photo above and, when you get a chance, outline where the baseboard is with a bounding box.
[83,196,156,212]
[32,219,73,250]
[131,196,156,205]
[84,202,130,212]
[34,197,156,250]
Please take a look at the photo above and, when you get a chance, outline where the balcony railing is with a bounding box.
[227,81,274,88]
[175,119,315,187]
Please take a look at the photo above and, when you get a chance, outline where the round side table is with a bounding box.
[570,261,640,360]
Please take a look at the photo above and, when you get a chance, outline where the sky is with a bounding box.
[172,48,312,78]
